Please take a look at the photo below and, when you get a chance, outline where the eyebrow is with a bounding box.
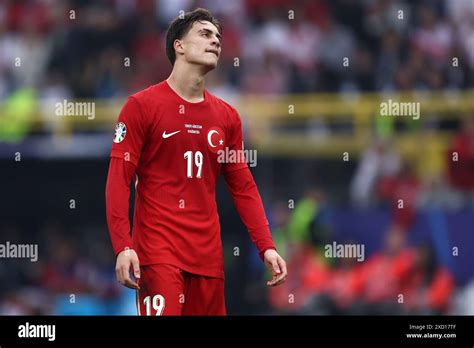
[199,28,222,41]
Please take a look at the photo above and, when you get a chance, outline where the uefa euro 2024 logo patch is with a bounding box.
[114,122,127,143]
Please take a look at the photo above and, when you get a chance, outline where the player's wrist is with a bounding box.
[260,247,277,260]
[117,246,134,257]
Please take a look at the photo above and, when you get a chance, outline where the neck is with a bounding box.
[167,62,208,103]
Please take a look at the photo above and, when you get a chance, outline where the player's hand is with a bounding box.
[115,247,140,290]
[263,249,287,287]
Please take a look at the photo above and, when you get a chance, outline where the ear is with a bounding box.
[174,39,185,57]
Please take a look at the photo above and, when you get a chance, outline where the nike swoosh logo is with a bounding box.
[162,130,181,139]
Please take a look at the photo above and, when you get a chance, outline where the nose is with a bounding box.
[211,36,220,49]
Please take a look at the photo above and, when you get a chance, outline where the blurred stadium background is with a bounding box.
[1,0,474,315]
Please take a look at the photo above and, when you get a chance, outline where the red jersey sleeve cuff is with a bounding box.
[249,225,276,261]
[114,242,133,258]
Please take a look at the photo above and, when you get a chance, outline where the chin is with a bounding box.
[187,54,218,70]
[200,59,218,71]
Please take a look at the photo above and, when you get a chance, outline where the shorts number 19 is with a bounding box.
[143,294,165,316]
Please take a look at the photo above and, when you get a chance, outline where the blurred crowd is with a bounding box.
[0,220,132,315]
[352,115,474,212]
[256,186,474,315]
[256,110,474,315]
[0,0,473,102]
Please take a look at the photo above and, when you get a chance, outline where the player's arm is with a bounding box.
[222,108,287,287]
[224,167,287,287]
[105,96,147,290]
[106,157,140,289]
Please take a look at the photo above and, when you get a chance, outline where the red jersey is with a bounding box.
[106,81,275,279]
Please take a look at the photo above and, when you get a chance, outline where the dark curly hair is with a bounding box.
[166,8,222,65]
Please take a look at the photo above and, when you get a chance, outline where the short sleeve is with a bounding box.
[110,97,147,167]
[222,109,249,173]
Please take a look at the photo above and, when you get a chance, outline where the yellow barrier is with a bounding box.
[2,90,474,160]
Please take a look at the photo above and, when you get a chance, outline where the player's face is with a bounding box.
[179,21,221,70]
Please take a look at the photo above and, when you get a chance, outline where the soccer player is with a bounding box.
[105,8,287,316]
